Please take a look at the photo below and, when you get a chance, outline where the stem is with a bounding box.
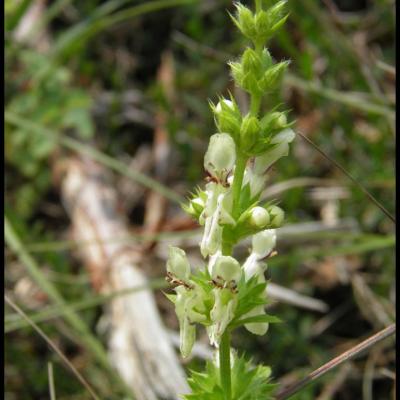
[222,242,233,256]
[219,330,232,400]
[250,94,261,116]
[231,153,247,219]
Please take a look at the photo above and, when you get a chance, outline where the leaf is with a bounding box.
[234,276,268,319]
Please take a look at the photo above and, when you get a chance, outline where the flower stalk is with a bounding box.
[220,330,232,400]
[166,1,295,398]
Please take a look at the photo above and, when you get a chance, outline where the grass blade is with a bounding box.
[5,295,100,400]
[4,216,133,397]
[48,362,57,400]
[297,131,395,224]
[4,111,183,203]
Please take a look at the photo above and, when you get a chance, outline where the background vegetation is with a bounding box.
[5,0,395,399]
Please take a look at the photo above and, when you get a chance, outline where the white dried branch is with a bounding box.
[60,157,189,400]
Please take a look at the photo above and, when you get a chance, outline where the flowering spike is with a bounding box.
[165,0,294,390]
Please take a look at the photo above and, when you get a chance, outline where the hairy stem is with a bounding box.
[220,330,232,399]
[250,94,261,116]
[231,152,247,219]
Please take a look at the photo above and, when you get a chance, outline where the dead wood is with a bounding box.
[59,156,189,399]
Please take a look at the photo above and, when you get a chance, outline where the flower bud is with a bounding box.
[260,61,289,91]
[240,114,260,152]
[167,246,191,282]
[249,206,270,228]
[252,229,276,259]
[211,255,241,285]
[204,133,236,182]
[254,128,295,174]
[267,205,284,228]
[254,10,270,43]
[267,0,288,28]
[241,48,262,77]
[260,111,288,133]
[214,99,241,138]
[229,61,244,86]
[231,3,256,41]
[215,99,233,113]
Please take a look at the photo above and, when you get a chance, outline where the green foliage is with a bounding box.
[184,353,276,400]
[5,49,93,218]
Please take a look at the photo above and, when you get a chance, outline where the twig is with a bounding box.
[275,323,396,399]
[5,295,100,400]
[297,131,395,224]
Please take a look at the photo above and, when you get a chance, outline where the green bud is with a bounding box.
[267,0,288,28]
[271,14,289,34]
[231,3,256,41]
[229,61,243,85]
[249,206,270,228]
[241,72,261,95]
[260,61,290,91]
[167,246,191,282]
[254,10,270,44]
[204,133,236,182]
[240,114,260,151]
[267,205,285,228]
[260,111,288,133]
[241,48,262,77]
[214,98,242,138]
[260,48,273,70]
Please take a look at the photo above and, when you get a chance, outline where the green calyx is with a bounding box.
[231,1,289,47]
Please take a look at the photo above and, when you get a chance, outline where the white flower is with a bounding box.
[242,253,266,282]
[211,255,242,286]
[244,305,269,336]
[208,288,238,346]
[243,229,276,281]
[166,246,191,282]
[252,229,276,259]
[254,128,295,174]
[201,213,223,258]
[243,166,267,198]
[200,183,235,258]
[174,286,207,358]
[204,133,236,182]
